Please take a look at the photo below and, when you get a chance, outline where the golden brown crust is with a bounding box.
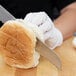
[0,20,36,68]
[1,21,36,48]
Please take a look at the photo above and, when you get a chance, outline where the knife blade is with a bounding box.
[0,5,15,23]
[0,5,61,69]
[36,39,61,69]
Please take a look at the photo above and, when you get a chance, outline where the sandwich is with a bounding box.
[0,19,43,69]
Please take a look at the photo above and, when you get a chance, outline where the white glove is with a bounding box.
[24,12,63,49]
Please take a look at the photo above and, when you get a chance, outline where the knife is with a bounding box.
[0,5,61,69]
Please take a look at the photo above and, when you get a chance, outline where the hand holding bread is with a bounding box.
[24,12,63,49]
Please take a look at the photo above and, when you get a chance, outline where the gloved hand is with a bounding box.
[24,12,63,49]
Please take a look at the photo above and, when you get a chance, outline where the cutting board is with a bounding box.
[0,37,76,76]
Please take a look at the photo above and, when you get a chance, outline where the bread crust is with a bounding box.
[0,20,37,69]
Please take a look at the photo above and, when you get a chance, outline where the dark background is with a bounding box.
[0,0,76,27]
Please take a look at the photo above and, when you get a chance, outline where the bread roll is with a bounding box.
[0,20,40,69]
